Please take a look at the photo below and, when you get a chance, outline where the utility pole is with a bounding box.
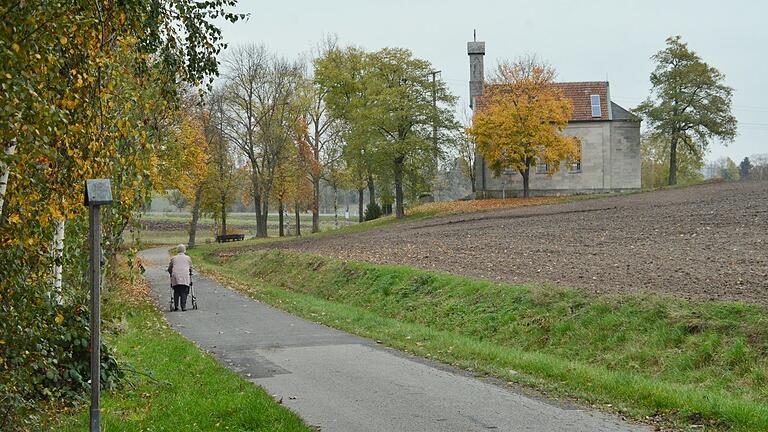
[428,70,441,151]
[428,70,441,200]
[84,179,113,432]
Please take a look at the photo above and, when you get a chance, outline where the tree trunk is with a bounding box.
[520,167,530,198]
[254,194,267,238]
[52,219,64,304]
[358,188,364,222]
[394,158,405,219]
[367,175,375,206]
[258,197,269,238]
[188,187,202,248]
[311,177,320,233]
[669,134,678,186]
[295,203,301,236]
[0,142,17,217]
[278,200,284,237]
[333,182,339,228]
[221,195,228,236]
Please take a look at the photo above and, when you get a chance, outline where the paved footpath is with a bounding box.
[140,247,648,432]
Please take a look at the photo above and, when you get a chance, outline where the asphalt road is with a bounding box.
[140,247,648,432]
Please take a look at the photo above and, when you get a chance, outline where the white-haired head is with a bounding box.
[177,244,187,254]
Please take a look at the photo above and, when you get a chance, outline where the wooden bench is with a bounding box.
[215,233,245,243]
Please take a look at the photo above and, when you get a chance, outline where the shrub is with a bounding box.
[364,203,383,221]
[0,291,123,431]
[0,235,124,431]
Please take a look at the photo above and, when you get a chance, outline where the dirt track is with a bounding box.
[262,181,768,305]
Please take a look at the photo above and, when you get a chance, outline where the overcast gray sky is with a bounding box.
[217,0,766,162]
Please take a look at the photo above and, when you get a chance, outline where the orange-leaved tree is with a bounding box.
[469,56,580,197]
[166,99,211,248]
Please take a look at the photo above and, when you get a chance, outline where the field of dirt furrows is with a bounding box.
[259,181,768,305]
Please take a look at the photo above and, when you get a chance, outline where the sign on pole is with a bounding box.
[84,179,112,432]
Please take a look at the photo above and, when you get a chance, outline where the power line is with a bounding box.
[611,95,768,113]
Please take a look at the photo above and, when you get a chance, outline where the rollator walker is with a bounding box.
[168,268,198,311]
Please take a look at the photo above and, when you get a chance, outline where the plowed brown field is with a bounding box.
[260,181,768,305]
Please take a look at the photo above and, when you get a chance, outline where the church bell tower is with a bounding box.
[467,32,485,109]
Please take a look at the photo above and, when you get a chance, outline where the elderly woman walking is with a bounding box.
[168,244,193,311]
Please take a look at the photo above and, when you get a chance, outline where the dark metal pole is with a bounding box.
[89,204,101,432]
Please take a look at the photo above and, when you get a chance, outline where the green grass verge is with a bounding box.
[191,248,768,431]
[51,275,309,431]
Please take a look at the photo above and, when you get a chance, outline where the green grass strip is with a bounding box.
[193,248,768,431]
[52,284,309,431]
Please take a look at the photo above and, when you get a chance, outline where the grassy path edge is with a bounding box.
[192,248,768,432]
[50,269,309,431]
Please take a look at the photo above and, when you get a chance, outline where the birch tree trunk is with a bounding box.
[52,219,64,304]
[0,142,17,217]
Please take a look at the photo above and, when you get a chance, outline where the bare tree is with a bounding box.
[304,35,343,233]
[202,90,241,240]
[222,44,305,237]
[750,154,768,181]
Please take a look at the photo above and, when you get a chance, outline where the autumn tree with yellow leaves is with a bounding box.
[469,57,580,198]
[0,1,242,427]
[165,96,214,248]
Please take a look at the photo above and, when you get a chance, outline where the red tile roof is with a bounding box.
[475,81,611,122]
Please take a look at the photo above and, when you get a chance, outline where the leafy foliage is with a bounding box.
[315,46,458,219]
[635,36,737,186]
[719,157,740,181]
[641,134,703,189]
[0,0,240,427]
